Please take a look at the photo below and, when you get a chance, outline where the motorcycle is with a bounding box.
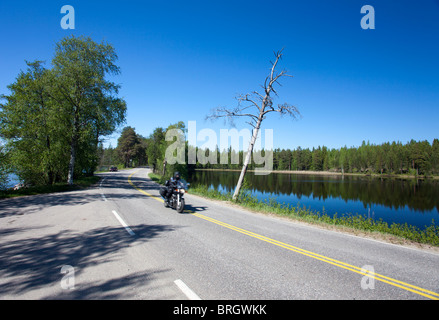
[161,180,189,213]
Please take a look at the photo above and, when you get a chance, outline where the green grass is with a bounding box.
[148,172,167,185]
[0,176,101,199]
[189,184,439,247]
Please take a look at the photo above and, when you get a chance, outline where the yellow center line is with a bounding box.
[128,171,439,300]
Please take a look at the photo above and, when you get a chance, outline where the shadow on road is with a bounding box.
[181,204,208,214]
[100,171,160,191]
[45,268,174,299]
[0,223,176,299]
[0,173,159,219]
[0,191,103,218]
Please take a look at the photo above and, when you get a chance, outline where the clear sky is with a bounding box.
[1,0,438,151]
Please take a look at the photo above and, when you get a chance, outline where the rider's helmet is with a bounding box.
[174,172,181,180]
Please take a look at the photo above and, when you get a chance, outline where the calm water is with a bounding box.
[188,170,439,229]
[2,173,20,190]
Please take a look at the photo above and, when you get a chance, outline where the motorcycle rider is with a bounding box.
[164,171,181,205]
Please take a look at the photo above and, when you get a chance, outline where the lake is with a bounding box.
[188,170,439,230]
[1,173,20,190]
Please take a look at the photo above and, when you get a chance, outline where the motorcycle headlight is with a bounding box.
[180,189,185,194]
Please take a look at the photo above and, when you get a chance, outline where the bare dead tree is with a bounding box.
[207,49,300,200]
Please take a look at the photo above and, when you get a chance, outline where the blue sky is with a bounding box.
[1,0,438,151]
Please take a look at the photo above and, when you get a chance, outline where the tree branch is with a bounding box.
[206,48,299,128]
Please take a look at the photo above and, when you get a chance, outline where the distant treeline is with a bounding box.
[100,122,438,177]
[196,139,439,176]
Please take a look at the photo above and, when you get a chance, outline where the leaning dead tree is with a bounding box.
[207,49,300,200]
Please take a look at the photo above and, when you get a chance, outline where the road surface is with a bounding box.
[1,168,438,300]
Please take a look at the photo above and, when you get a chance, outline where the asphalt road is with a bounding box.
[1,168,439,300]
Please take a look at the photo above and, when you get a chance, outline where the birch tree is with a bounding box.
[1,36,126,186]
[0,61,68,185]
[0,143,11,189]
[51,36,126,185]
[207,49,300,200]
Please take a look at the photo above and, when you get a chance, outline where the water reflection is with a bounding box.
[188,170,439,229]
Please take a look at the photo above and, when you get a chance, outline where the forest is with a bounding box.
[268,139,439,176]
[101,123,439,178]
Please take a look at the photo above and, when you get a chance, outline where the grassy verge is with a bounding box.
[189,184,439,247]
[0,176,101,199]
[148,172,167,185]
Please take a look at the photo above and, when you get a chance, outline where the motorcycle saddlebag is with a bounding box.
[159,186,167,198]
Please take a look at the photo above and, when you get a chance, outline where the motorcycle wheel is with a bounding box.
[177,198,185,213]
[164,199,169,208]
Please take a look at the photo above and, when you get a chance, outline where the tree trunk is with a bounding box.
[232,116,262,200]
[208,50,297,201]
[67,108,79,186]
[67,134,77,185]
[163,159,167,176]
